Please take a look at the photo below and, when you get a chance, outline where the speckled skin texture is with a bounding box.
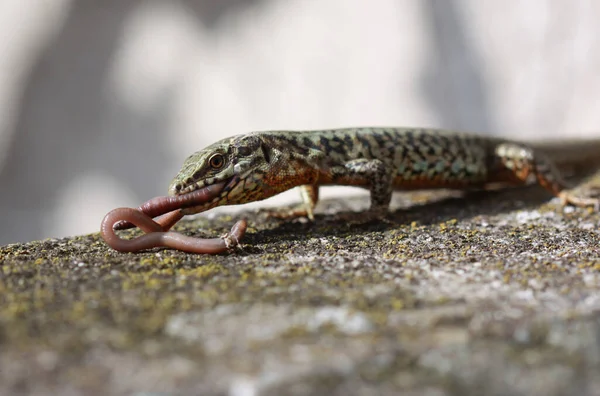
[169,128,600,220]
[1,169,600,395]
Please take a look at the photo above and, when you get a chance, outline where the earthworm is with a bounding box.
[113,182,226,230]
[101,208,247,254]
[100,181,247,254]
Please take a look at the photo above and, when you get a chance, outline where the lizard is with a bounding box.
[101,127,600,254]
[167,127,600,222]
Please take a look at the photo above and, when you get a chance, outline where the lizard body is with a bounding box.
[169,127,600,219]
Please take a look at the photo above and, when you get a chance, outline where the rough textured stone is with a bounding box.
[1,176,599,395]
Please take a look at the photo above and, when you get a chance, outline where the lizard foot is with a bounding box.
[558,191,600,211]
[267,206,315,221]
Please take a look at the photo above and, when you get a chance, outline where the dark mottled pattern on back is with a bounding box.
[253,127,502,187]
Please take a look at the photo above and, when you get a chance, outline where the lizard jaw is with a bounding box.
[171,174,233,196]
[178,175,242,215]
[112,180,228,230]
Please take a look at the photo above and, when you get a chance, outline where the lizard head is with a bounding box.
[168,133,270,213]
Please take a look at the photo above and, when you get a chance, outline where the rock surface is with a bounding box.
[1,179,600,396]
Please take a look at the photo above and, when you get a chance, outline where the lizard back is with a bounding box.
[256,127,500,189]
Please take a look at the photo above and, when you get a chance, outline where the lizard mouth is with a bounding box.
[113,180,230,230]
[178,175,241,214]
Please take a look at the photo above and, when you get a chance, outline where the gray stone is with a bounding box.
[1,183,600,395]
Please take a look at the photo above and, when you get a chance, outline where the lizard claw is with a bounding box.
[558,191,600,211]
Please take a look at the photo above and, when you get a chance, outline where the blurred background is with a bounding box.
[1,0,599,245]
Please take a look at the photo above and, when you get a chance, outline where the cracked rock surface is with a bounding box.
[1,179,599,396]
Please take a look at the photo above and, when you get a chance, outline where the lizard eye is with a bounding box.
[209,154,225,169]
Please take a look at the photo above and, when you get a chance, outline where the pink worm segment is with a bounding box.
[101,209,247,254]
[114,182,226,230]
[100,181,247,254]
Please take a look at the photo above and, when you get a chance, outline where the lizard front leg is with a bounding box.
[268,185,319,220]
[268,159,395,222]
[331,158,395,221]
[265,145,324,221]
